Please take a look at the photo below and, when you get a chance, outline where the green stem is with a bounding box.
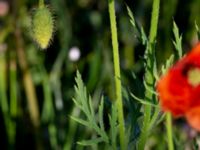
[0,53,8,121]
[108,0,126,150]
[15,27,40,128]
[48,124,58,150]
[149,0,160,44]
[0,52,15,148]
[40,70,57,149]
[64,108,80,150]
[9,52,17,146]
[41,68,54,123]
[166,113,174,150]
[10,52,17,119]
[39,0,44,8]
[0,53,9,139]
[138,0,160,149]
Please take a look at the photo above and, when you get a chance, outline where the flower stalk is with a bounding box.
[138,0,160,149]
[15,27,40,128]
[39,0,44,8]
[166,113,174,150]
[108,0,127,149]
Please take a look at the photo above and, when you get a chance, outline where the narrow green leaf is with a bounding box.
[109,104,118,150]
[72,98,82,110]
[140,27,148,45]
[143,80,158,96]
[126,5,136,27]
[98,97,105,132]
[131,72,136,79]
[74,71,90,116]
[130,93,159,108]
[166,55,174,68]
[126,5,147,45]
[77,137,104,146]
[195,21,200,40]
[153,60,159,81]
[72,70,109,145]
[173,21,182,58]
[156,113,166,126]
[70,116,90,127]
[89,96,95,118]
[161,54,174,75]
[148,107,160,130]
[97,98,109,143]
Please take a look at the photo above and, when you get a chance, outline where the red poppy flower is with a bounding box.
[157,42,200,131]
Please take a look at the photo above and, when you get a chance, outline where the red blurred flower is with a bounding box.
[0,1,9,16]
[157,42,200,131]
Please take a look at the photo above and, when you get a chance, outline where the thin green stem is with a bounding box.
[138,0,160,149]
[0,53,8,121]
[41,67,54,122]
[40,69,57,149]
[166,113,174,150]
[108,0,126,150]
[0,53,9,136]
[10,62,17,118]
[9,52,17,146]
[0,52,15,148]
[15,27,40,128]
[149,0,160,44]
[39,0,44,8]
[48,124,58,149]
[64,108,80,150]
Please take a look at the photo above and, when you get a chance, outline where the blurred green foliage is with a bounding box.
[0,0,199,149]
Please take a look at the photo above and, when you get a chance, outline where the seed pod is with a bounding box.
[32,6,54,49]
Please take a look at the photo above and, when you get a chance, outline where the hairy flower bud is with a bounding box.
[32,6,54,49]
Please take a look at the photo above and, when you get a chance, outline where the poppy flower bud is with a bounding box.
[32,6,54,49]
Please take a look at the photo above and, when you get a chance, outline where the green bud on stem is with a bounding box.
[32,6,54,49]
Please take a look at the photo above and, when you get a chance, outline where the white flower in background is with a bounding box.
[0,1,9,17]
[68,46,81,62]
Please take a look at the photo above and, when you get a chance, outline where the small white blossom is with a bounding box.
[68,46,81,62]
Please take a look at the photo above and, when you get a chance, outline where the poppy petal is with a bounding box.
[186,107,200,131]
[157,67,191,117]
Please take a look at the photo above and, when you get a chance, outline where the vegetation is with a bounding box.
[0,0,199,149]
